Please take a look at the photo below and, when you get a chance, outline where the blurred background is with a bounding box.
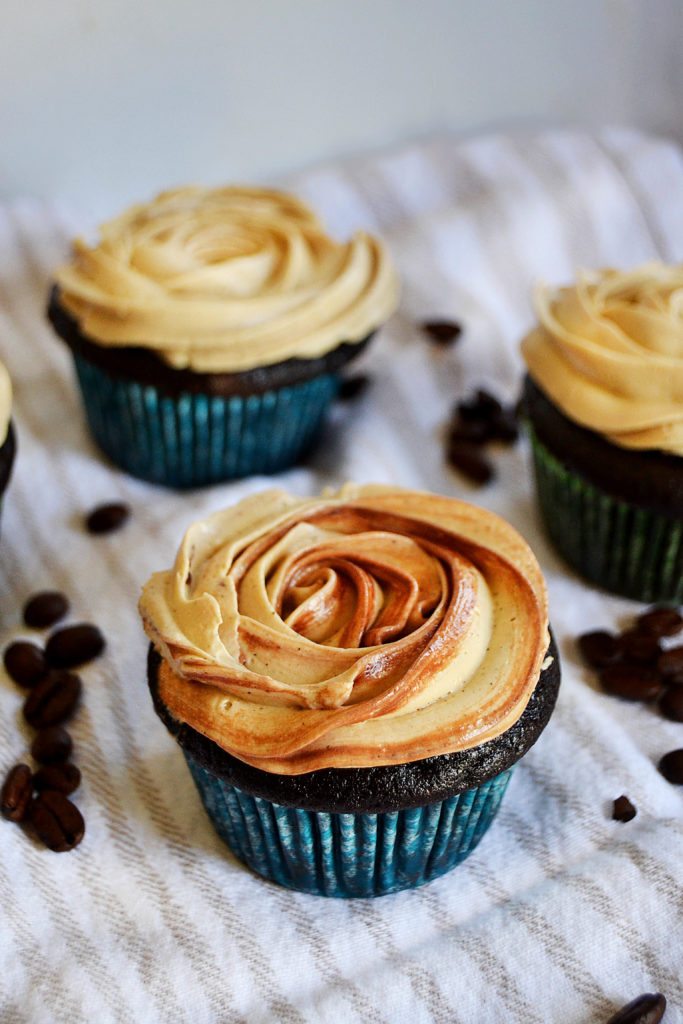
[2,0,680,219]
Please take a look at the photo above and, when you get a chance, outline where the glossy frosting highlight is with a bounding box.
[0,359,11,446]
[55,186,399,373]
[139,485,549,774]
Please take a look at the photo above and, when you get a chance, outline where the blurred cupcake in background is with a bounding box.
[48,187,398,488]
[0,359,16,522]
[522,263,683,602]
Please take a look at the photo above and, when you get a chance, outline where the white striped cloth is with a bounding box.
[1,128,682,1024]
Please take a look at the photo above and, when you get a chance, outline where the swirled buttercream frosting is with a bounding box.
[54,186,399,373]
[522,263,683,455]
[0,359,11,446]
[139,485,549,774]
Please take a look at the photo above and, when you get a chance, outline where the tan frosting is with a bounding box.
[139,485,549,775]
[0,359,11,446]
[522,263,683,455]
[55,186,399,373]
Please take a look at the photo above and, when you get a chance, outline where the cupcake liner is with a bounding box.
[529,426,683,602]
[185,752,513,898]
[73,354,340,488]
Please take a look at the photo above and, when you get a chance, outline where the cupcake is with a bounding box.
[522,263,683,602]
[0,360,16,521]
[48,187,398,488]
[139,484,559,897]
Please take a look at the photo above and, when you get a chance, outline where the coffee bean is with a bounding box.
[578,631,621,668]
[658,749,683,785]
[338,374,371,401]
[31,726,73,765]
[1,764,33,822]
[619,629,661,665]
[473,388,503,417]
[23,671,81,728]
[448,416,492,445]
[637,606,683,638]
[33,763,81,796]
[45,624,105,669]
[657,645,683,678]
[660,688,683,722]
[599,664,662,702]
[85,502,130,535]
[23,590,69,629]
[447,440,494,485]
[612,795,637,823]
[606,992,666,1024]
[3,641,48,687]
[421,319,462,345]
[29,791,84,852]
[488,408,519,444]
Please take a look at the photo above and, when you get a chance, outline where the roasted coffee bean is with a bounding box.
[658,748,683,785]
[488,408,519,444]
[448,416,492,445]
[85,502,130,535]
[421,319,462,345]
[3,641,48,687]
[619,629,661,665]
[29,791,84,852]
[599,664,662,702]
[23,590,69,629]
[33,763,81,796]
[612,795,637,823]
[45,624,105,669]
[31,726,73,765]
[657,645,683,678]
[637,606,683,638]
[660,688,683,722]
[1,764,33,822]
[578,631,621,668]
[338,374,371,401]
[447,440,494,485]
[23,671,81,728]
[606,992,667,1024]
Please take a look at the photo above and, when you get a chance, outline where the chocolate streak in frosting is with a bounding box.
[522,263,683,456]
[55,186,398,374]
[0,359,11,446]
[139,485,549,775]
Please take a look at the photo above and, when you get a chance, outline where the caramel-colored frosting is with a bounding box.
[522,263,683,454]
[139,485,549,775]
[55,186,399,373]
[0,359,11,446]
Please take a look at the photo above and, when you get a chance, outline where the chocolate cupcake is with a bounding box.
[49,187,398,488]
[139,485,559,897]
[522,264,683,602]
[0,360,16,522]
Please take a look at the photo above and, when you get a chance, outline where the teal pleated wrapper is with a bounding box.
[185,753,513,898]
[529,427,683,603]
[73,354,340,488]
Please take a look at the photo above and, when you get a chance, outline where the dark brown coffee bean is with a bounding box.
[421,319,462,345]
[338,374,371,401]
[23,671,81,728]
[31,726,73,765]
[45,623,105,668]
[23,590,70,629]
[619,629,661,665]
[3,641,48,687]
[660,688,683,722]
[448,416,492,445]
[447,440,494,485]
[578,631,621,668]
[33,763,81,796]
[599,664,662,702]
[85,502,130,535]
[1,764,33,822]
[29,791,84,852]
[658,749,683,784]
[606,992,666,1024]
[488,408,519,444]
[637,606,683,637]
[657,645,683,678]
[612,795,637,823]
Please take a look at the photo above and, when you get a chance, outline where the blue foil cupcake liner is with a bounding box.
[72,354,340,488]
[185,752,513,898]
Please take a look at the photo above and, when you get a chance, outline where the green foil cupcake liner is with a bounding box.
[529,427,683,602]
[184,752,513,898]
[72,354,340,488]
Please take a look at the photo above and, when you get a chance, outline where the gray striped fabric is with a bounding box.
[1,128,682,1024]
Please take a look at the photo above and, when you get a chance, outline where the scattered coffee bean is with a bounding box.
[1,764,33,822]
[33,763,81,796]
[23,671,82,728]
[31,726,73,765]
[658,749,683,785]
[29,791,84,852]
[85,502,130,535]
[657,645,683,678]
[599,665,661,702]
[578,631,621,668]
[447,440,494,485]
[660,688,683,722]
[612,795,637,823]
[3,641,48,687]
[637,606,683,638]
[421,319,462,345]
[23,590,69,629]
[606,992,666,1024]
[619,629,661,665]
[338,374,371,401]
[45,623,105,669]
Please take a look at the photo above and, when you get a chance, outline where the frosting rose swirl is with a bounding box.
[55,186,399,373]
[0,359,11,446]
[139,485,549,774]
[522,263,683,455]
